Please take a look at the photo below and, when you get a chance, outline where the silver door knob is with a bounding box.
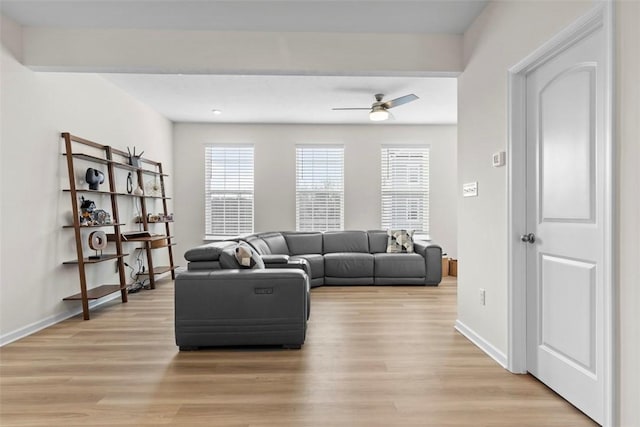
[520,233,536,243]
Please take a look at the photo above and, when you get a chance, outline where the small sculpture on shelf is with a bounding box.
[79,197,96,226]
[126,172,133,194]
[92,209,111,225]
[88,230,107,259]
[145,177,162,197]
[85,168,104,190]
[127,146,144,168]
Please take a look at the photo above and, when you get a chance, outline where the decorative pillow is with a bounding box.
[386,229,415,253]
[234,242,265,269]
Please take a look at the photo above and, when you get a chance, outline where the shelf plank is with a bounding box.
[63,189,117,195]
[111,162,138,172]
[62,254,128,265]
[150,243,177,249]
[112,162,169,177]
[122,235,175,242]
[134,220,174,224]
[63,284,126,301]
[140,170,169,177]
[111,161,168,176]
[64,152,111,165]
[63,223,125,229]
[115,193,170,199]
[137,265,178,276]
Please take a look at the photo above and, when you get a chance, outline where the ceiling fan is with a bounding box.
[332,93,419,121]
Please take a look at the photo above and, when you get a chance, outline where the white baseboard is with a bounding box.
[0,293,121,347]
[455,319,508,369]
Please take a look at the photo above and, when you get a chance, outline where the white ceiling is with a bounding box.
[1,1,484,125]
[102,74,458,124]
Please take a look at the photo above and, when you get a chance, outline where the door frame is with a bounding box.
[506,3,615,426]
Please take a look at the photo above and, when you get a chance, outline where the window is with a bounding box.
[381,145,430,233]
[205,145,254,236]
[296,146,344,232]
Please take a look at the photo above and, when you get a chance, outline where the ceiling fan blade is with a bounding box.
[383,94,419,109]
[332,107,371,110]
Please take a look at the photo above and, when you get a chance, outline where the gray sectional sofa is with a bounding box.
[175,230,441,350]
[185,230,443,287]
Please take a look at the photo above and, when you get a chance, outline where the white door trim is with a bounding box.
[506,3,615,426]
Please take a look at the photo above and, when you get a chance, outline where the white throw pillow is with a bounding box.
[386,229,415,253]
[234,242,265,269]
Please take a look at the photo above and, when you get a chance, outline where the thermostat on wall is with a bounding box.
[492,151,506,167]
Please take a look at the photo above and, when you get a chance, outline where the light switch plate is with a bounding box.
[492,151,506,167]
[463,182,478,197]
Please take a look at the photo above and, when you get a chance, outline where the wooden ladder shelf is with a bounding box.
[61,133,176,320]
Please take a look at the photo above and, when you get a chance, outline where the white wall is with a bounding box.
[173,123,457,261]
[457,0,593,357]
[615,1,640,425]
[458,1,639,424]
[21,28,462,75]
[0,16,173,343]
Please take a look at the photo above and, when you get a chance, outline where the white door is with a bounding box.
[524,23,607,424]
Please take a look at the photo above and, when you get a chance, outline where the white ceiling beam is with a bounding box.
[22,28,462,75]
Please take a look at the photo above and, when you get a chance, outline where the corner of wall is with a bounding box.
[1,14,24,62]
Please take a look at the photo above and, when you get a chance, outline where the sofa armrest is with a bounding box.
[261,254,290,264]
[413,241,443,285]
[184,241,236,262]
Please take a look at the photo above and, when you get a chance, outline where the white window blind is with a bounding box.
[205,145,254,236]
[381,145,430,233]
[296,146,344,232]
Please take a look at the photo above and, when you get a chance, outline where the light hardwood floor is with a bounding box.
[0,277,595,426]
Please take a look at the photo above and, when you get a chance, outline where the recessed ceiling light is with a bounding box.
[212,109,222,115]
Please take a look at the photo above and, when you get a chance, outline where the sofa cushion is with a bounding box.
[325,277,373,285]
[184,241,237,262]
[283,232,323,256]
[234,242,265,269]
[323,231,369,253]
[324,252,374,278]
[367,230,388,254]
[290,254,324,279]
[386,229,415,253]
[374,253,425,278]
[245,235,271,255]
[258,232,289,255]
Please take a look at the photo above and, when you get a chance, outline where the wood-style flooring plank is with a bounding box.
[0,277,596,426]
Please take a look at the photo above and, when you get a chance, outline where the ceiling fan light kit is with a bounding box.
[369,106,390,121]
[332,93,419,122]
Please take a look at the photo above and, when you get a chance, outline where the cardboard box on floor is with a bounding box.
[441,257,449,278]
[449,259,458,277]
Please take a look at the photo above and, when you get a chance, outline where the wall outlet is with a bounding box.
[479,289,486,306]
